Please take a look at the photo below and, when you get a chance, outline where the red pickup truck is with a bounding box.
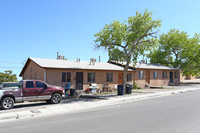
[0,80,65,110]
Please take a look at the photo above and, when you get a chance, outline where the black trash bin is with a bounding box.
[117,85,124,95]
[126,84,132,94]
[70,89,76,96]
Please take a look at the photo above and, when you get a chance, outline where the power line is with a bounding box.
[0,61,21,64]
[0,67,22,69]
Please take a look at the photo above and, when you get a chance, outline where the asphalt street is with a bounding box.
[1,90,200,133]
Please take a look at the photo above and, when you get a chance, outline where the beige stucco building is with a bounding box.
[109,61,180,87]
[19,58,180,90]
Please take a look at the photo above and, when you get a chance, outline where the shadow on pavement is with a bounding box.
[0,97,104,112]
[0,102,47,112]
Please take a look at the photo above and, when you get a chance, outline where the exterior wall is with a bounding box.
[45,69,134,91]
[22,61,44,81]
[134,69,180,88]
[180,73,185,80]
[21,61,180,90]
[134,70,145,88]
[180,72,197,80]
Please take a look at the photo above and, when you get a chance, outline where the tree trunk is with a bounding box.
[122,62,129,94]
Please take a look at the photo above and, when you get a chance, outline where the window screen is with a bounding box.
[62,72,71,82]
[153,71,158,79]
[88,72,95,82]
[106,73,113,82]
[127,73,132,81]
[138,71,143,79]
[163,71,167,78]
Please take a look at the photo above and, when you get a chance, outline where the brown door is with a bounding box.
[118,73,123,85]
[146,71,150,84]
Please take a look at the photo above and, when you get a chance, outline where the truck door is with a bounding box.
[35,81,51,100]
[23,81,37,101]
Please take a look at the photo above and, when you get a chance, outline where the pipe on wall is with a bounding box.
[44,69,47,82]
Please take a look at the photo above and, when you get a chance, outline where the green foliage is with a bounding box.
[0,70,18,84]
[133,82,138,89]
[95,9,161,64]
[94,9,161,86]
[149,29,200,76]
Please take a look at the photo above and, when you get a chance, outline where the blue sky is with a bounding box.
[0,0,200,80]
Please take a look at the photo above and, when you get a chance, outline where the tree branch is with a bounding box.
[106,42,125,49]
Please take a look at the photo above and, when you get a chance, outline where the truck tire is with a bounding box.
[1,97,14,110]
[51,93,62,104]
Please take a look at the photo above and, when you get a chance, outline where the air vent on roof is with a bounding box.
[90,58,96,65]
[76,58,80,62]
[57,55,65,60]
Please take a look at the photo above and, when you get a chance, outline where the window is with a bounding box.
[153,71,158,79]
[163,71,167,78]
[106,73,113,82]
[127,73,132,81]
[66,72,71,82]
[26,81,34,88]
[62,72,71,82]
[62,72,66,82]
[36,81,46,88]
[88,72,95,82]
[174,71,179,78]
[138,71,143,79]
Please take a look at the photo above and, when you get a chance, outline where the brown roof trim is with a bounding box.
[135,68,180,71]
[42,67,134,72]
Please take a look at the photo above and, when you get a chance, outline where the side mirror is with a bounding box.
[44,84,48,89]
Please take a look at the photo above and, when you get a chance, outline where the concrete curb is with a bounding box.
[0,87,199,123]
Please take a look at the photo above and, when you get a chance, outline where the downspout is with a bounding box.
[44,69,47,82]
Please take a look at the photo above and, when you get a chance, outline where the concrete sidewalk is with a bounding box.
[1,84,200,123]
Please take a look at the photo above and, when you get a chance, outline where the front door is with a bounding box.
[118,73,123,85]
[146,71,150,84]
[35,80,51,100]
[76,72,83,90]
[23,81,37,100]
[170,72,173,84]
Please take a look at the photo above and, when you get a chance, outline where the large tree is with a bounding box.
[94,9,161,89]
[0,70,18,84]
[149,29,200,76]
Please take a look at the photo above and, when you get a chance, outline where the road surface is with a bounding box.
[1,91,200,133]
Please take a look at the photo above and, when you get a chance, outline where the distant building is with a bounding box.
[180,72,199,80]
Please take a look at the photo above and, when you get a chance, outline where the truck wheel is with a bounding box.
[51,93,62,104]
[1,97,14,110]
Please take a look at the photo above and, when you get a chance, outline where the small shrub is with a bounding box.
[133,82,138,89]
